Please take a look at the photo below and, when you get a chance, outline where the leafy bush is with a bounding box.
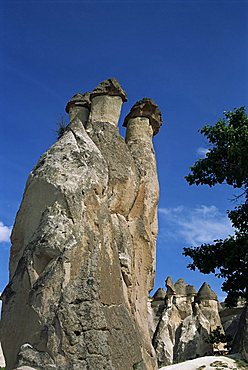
[206,326,232,352]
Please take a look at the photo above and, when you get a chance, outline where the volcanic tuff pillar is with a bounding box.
[0,79,162,370]
[123,98,162,370]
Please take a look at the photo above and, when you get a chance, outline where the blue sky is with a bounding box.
[0,0,247,300]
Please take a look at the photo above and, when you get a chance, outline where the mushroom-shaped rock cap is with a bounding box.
[65,92,91,113]
[197,282,218,301]
[152,288,166,301]
[165,276,176,295]
[90,78,127,102]
[123,98,162,135]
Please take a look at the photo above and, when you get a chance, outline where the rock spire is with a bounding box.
[0,78,162,370]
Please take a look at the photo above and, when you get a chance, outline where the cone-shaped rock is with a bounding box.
[174,278,187,296]
[196,282,218,301]
[153,288,166,301]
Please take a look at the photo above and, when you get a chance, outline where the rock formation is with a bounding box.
[150,277,224,367]
[220,300,248,361]
[0,78,162,370]
[232,306,248,361]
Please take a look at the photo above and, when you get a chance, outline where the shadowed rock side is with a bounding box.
[0,79,162,370]
[229,304,248,361]
[150,278,224,367]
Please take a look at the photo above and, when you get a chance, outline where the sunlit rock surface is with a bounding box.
[0,79,162,370]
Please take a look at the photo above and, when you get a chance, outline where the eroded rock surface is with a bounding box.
[0,79,162,370]
[150,278,224,367]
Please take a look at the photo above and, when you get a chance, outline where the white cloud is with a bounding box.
[0,222,12,243]
[197,147,210,158]
[159,205,234,247]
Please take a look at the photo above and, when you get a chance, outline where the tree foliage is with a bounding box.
[206,326,232,348]
[184,107,248,307]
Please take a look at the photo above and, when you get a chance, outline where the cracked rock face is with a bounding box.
[0,79,162,370]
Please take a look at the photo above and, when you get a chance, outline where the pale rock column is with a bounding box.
[174,278,197,319]
[89,78,127,127]
[195,282,223,329]
[123,98,162,370]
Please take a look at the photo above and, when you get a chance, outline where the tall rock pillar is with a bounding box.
[123,98,162,369]
[0,80,162,370]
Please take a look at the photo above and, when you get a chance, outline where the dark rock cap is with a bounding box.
[123,98,162,136]
[152,288,166,301]
[90,78,127,102]
[186,284,197,296]
[196,282,218,301]
[65,92,91,113]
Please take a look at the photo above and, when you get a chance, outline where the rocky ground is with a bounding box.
[160,356,248,370]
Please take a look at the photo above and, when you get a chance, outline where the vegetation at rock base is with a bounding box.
[184,107,248,307]
[235,358,248,369]
[206,326,232,351]
[56,115,68,139]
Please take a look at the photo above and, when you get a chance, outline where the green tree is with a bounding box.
[184,107,248,307]
[206,326,232,352]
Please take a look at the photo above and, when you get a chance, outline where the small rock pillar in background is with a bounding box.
[150,278,225,367]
